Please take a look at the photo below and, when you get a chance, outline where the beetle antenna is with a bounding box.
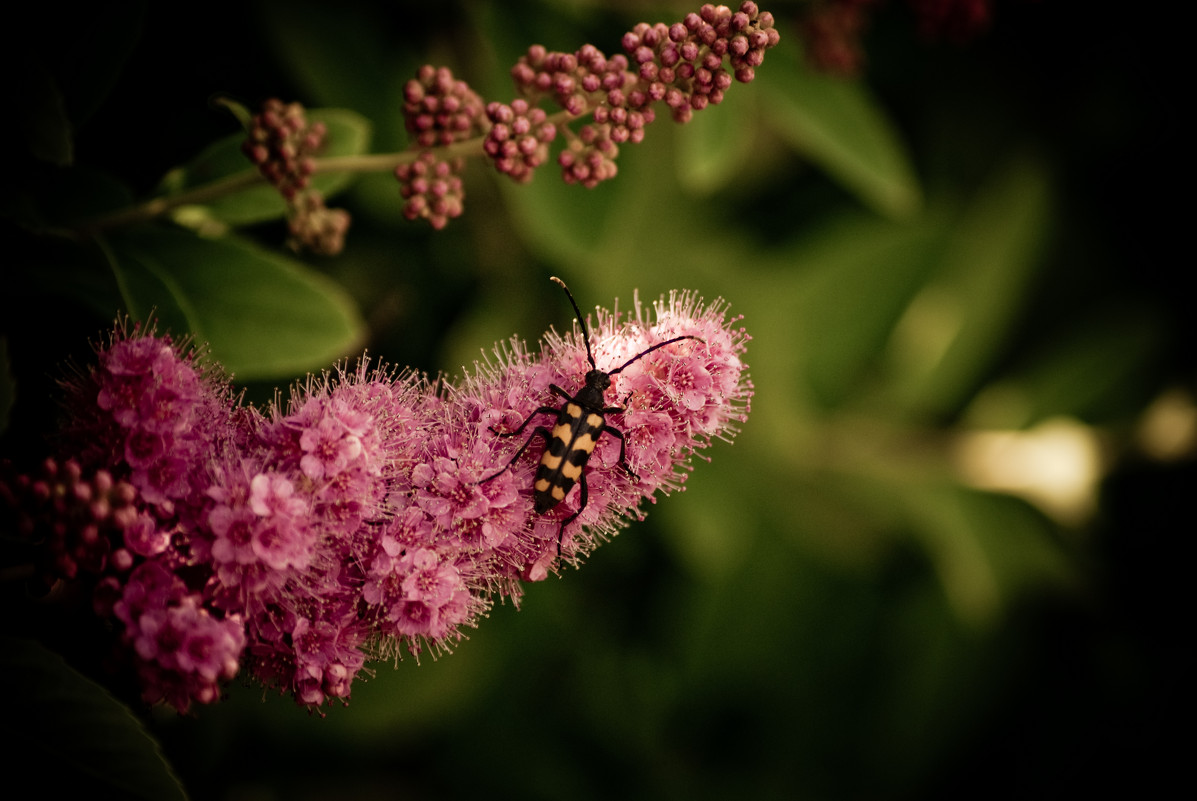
[609,335,704,375]
[550,276,596,370]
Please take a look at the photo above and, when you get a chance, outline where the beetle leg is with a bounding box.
[604,425,639,482]
[488,405,561,439]
[556,470,587,557]
[477,424,553,484]
[547,384,574,401]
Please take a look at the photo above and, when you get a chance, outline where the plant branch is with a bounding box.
[72,114,578,235]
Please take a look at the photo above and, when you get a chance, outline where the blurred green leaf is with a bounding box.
[657,438,766,582]
[9,166,136,230]
[2,637,186,801]
[16,61,74,166]
[257,0,406,132]
[502,128,760,300]
[675,86,757,196]
[865,580,1010,791]
[108,226,365,379]
[885,151,1053,419]
[158,108,371,227]
[782,211,947,408]
[499,153,626,268]
[758,42,922,218]
[901,484,1076,626]
[969,305,1166,428]
[211,96,254,129]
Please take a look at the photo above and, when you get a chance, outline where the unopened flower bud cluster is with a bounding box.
[395,66,488,229]
[398,3,779,220]
[243,99,351,255]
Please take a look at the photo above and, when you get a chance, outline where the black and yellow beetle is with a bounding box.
[478,277,702,554]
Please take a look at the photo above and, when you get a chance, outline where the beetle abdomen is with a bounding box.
[533,402,604,512]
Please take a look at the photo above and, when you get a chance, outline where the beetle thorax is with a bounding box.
[574,369,612,410]
[585,369,611,391]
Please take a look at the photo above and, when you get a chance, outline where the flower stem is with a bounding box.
[75,108,582,235]
[77,170,267,233]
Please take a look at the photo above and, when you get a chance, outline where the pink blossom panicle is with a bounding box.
[452,289,753,585]
[2,290,751,712]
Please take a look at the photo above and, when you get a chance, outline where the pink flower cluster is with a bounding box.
[287,192,352,256]
[243,99,326,202]
[503,2,780,183]
[395,66,487,228]
[396,149,467,230]
[801,0,877,75]
[395,3,779,219]
[800,0,993,75]
[402,65,488,149]
[243,99,351,255]
[3,290,751,713]
[483,98,556,184]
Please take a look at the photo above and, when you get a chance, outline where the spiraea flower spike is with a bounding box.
[2,288,751,712]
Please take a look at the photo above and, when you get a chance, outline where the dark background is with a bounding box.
[2,1,1187,799]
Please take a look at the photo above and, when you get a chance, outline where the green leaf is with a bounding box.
[1,637,187,801]
[900,484,1077,626]
[158,108,372,227]
[500,154,626,268]
[675,85,757,196]
[758,42,922,219]
[107,226,365,380]
[782,211,947,408]
[15,60,74,166]
[257,1,400,120]
[502,126,756,295]
[8,166,135,231]
[211,96,254,130]
[968,305,1166,428]
[885,151,1052,419]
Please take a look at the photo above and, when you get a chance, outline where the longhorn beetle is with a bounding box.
[478,277,703,555]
